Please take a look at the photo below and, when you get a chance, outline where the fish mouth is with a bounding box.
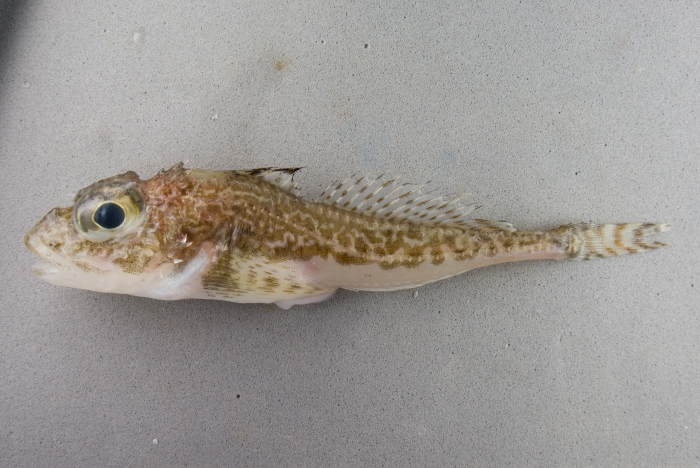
[24,227,42,258]
[25,206,75,274]
[25,223,69,279]
[32,259,60,277]
[27,235,66,278]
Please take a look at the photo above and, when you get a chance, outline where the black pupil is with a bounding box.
[94,202,125,229]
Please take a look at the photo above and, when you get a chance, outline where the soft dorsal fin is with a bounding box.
[233,167,304,196]
[315,173,516,231]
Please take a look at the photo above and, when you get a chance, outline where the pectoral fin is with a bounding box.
[199,249,335,307]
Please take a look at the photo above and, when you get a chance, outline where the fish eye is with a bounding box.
[93,202,126,229]
[73,184,144,242]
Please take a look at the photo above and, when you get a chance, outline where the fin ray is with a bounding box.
[200,247,333,304]
[566,222,669,259]
[316,173,514,230]
[233,167,304,196]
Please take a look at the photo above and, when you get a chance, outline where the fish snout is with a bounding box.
[24,206,73,258]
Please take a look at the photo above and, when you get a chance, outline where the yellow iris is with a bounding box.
[73,184,144,242]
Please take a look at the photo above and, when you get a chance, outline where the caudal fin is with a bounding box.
[563,223,669,260]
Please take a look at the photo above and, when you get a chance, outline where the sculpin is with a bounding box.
[25,164,669,308]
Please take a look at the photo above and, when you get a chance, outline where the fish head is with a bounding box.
[24,164,233,298]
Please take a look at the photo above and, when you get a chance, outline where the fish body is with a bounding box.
[25,164,668,308]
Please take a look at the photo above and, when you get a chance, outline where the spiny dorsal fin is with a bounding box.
[316,173,516,231]
[233,167,304,196]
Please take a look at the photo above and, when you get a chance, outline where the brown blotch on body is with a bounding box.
[379,257,422,270]
[431,247,445,265]
[114,253,148,275]
[264,276,280,289]
[333,251,366,266]
[354,236,370,254]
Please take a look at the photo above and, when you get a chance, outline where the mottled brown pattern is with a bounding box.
[44,166,631,271]
[25,164,668,300]
[135,166,569,273]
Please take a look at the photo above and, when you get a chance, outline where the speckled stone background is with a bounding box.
[1,1,698,466]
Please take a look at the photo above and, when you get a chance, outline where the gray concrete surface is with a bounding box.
[1,1,698,466]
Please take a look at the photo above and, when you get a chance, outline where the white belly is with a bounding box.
[303,249,565,291]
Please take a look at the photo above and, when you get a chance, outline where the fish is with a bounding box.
[24,163,669,309]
